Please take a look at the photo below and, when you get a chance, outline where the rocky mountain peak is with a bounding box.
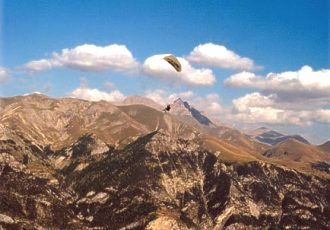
[171,98,214,126]
[173,97,185,105]
[172,97,189,111]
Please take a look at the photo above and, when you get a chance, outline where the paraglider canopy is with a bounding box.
[163,55,182,72]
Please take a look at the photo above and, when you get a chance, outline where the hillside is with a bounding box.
[0,94,329,229]
[318,140,330,153]
[263,138,328,162]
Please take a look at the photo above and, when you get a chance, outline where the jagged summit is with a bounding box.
[171,97,214,126]
[173,97,186,106]
[173,97,183,103]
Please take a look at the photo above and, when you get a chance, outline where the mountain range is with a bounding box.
[0,93,329,229]
[247,127,310,146]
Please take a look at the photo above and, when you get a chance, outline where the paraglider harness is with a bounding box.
[163,104,171,112]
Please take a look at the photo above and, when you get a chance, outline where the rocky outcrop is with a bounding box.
[0,152,84,229]
[66,131,330,229]
[171,98,214,127]
[1,130,329,229]
[311,161,330,174]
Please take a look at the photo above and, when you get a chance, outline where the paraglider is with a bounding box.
[163,104,171,112]
[163,55,182,72]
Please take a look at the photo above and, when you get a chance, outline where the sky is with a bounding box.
[0,0,329,144]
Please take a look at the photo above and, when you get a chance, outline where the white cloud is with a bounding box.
[232,92,277,113]
[187,43,260,71]
[192,93,223,116]
[225,66,330,99]
[0,67,10,83]
[67,78,125,102]
[24,44,139,73]
[68,87,125,102]
[224,66,330,126]
[23,59,61,72]
[143,54,216,86]
[231,92,330,125]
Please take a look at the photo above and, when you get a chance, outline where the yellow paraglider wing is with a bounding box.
[163,55,182,72]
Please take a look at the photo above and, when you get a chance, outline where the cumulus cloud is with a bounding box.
[231,92,330,125]
[232,92,277,113]
[225,66,330,100]
[23,59,61,72]
[187,43,260,71]
[192,94,224,116]
[0,67,10,83]
[67,78,125,102]
[24,44,139,73]
[143,54,216,86]
[68,87,125,102]
[225,66,330,126]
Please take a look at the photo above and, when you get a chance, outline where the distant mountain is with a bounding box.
[263,138,329,163]
[247,127,309,145]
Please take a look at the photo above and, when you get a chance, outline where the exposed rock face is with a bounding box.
[171,98,214,127]
[0,95,329,229]
[0,151,84,229]
[63,131,329,229]
[168,99,267,155]
[311,161,330,174]
[1,131,330,229]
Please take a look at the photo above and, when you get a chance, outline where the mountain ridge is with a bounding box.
[171,98,214,127]
[247,127,310,146]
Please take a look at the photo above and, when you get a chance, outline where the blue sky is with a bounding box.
[1,0,329,143]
